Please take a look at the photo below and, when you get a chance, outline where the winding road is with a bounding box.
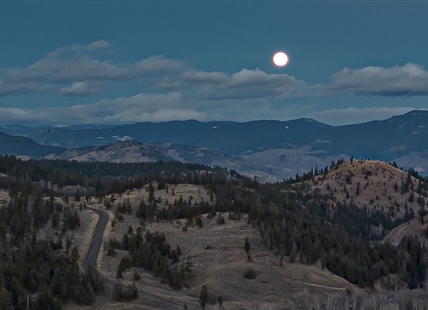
[81,205,193,309]
[82,207,109,271]
[82,206,113,309]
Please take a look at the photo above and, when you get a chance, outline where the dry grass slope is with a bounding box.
[85,185,369,309]
[309,160,426,219]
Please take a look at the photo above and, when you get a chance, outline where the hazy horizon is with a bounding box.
[1,108,428,129]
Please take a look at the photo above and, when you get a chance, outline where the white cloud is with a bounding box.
[0,41,307,102]
[85,40,111,51]
[0,92,292,125]
[1,41,425,127]
[327,63,428,96]
[0,92,207,125]
[58,81,104,97]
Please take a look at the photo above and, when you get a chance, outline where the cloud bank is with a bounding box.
[1,40,427,126]
[327,63,428,96]
[0,40,306,100]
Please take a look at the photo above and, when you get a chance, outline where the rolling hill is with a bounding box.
[308,159,426,218]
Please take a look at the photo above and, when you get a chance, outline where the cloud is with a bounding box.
[58,81,105,97]
[0,92,286,125]
[208,69,305,100]
[154,68,307,102]
[1,94,425,127]
[85,40,111,51]
[0,80,53,96]
[53,40,111,55]
[0,92,208,125]
[0,42,185,96]
[0,41,306,102]
[2,41,424,127]
[327,63,428,96]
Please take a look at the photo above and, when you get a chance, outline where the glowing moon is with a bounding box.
[273,52,289,67]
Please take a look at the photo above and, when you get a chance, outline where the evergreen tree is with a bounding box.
[116,267,123,279]
[199,285,209,309]
[244,237,250,254]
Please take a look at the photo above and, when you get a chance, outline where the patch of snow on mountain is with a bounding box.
[112,135,134,141]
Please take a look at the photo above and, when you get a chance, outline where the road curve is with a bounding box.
[82,206,113,308]
[81,206,193,309]
[82,206,109,271]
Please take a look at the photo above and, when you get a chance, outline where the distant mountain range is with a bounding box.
[1,110,427,180]
[0,131,65,158]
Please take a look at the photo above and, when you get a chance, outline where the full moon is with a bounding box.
[273,52,289,67]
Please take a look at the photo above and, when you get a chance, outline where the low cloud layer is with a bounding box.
[0,94,279,125]
[327,63,428,96]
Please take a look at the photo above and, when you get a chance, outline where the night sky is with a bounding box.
[1,0,427,126]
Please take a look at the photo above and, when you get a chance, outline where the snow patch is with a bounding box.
[112,135,134,141]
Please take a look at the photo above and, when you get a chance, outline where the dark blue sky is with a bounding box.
[1,1,427,126]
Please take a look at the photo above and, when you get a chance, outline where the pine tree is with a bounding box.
[161,258,171,284]
[244,237,250,254]
[199,285,209,309]
[126,282,138,300]
[408,192,415,203]
[172,270,182,290]
[149,183,155,202]
[218,295,223,307]
[51,212,59,230]
[116,266,123,279]
[75,188,80,202]
[122,233,129,251]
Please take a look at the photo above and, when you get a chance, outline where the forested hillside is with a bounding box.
[0,155,427,309]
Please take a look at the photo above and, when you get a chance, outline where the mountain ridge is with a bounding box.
[1,110,427,179]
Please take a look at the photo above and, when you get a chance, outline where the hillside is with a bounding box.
[45,140,277,180]
[46,141,173,163]
[308,160,427,219]
[88,186,367,310]
[384,217,428,247]
[1,155,428,309]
